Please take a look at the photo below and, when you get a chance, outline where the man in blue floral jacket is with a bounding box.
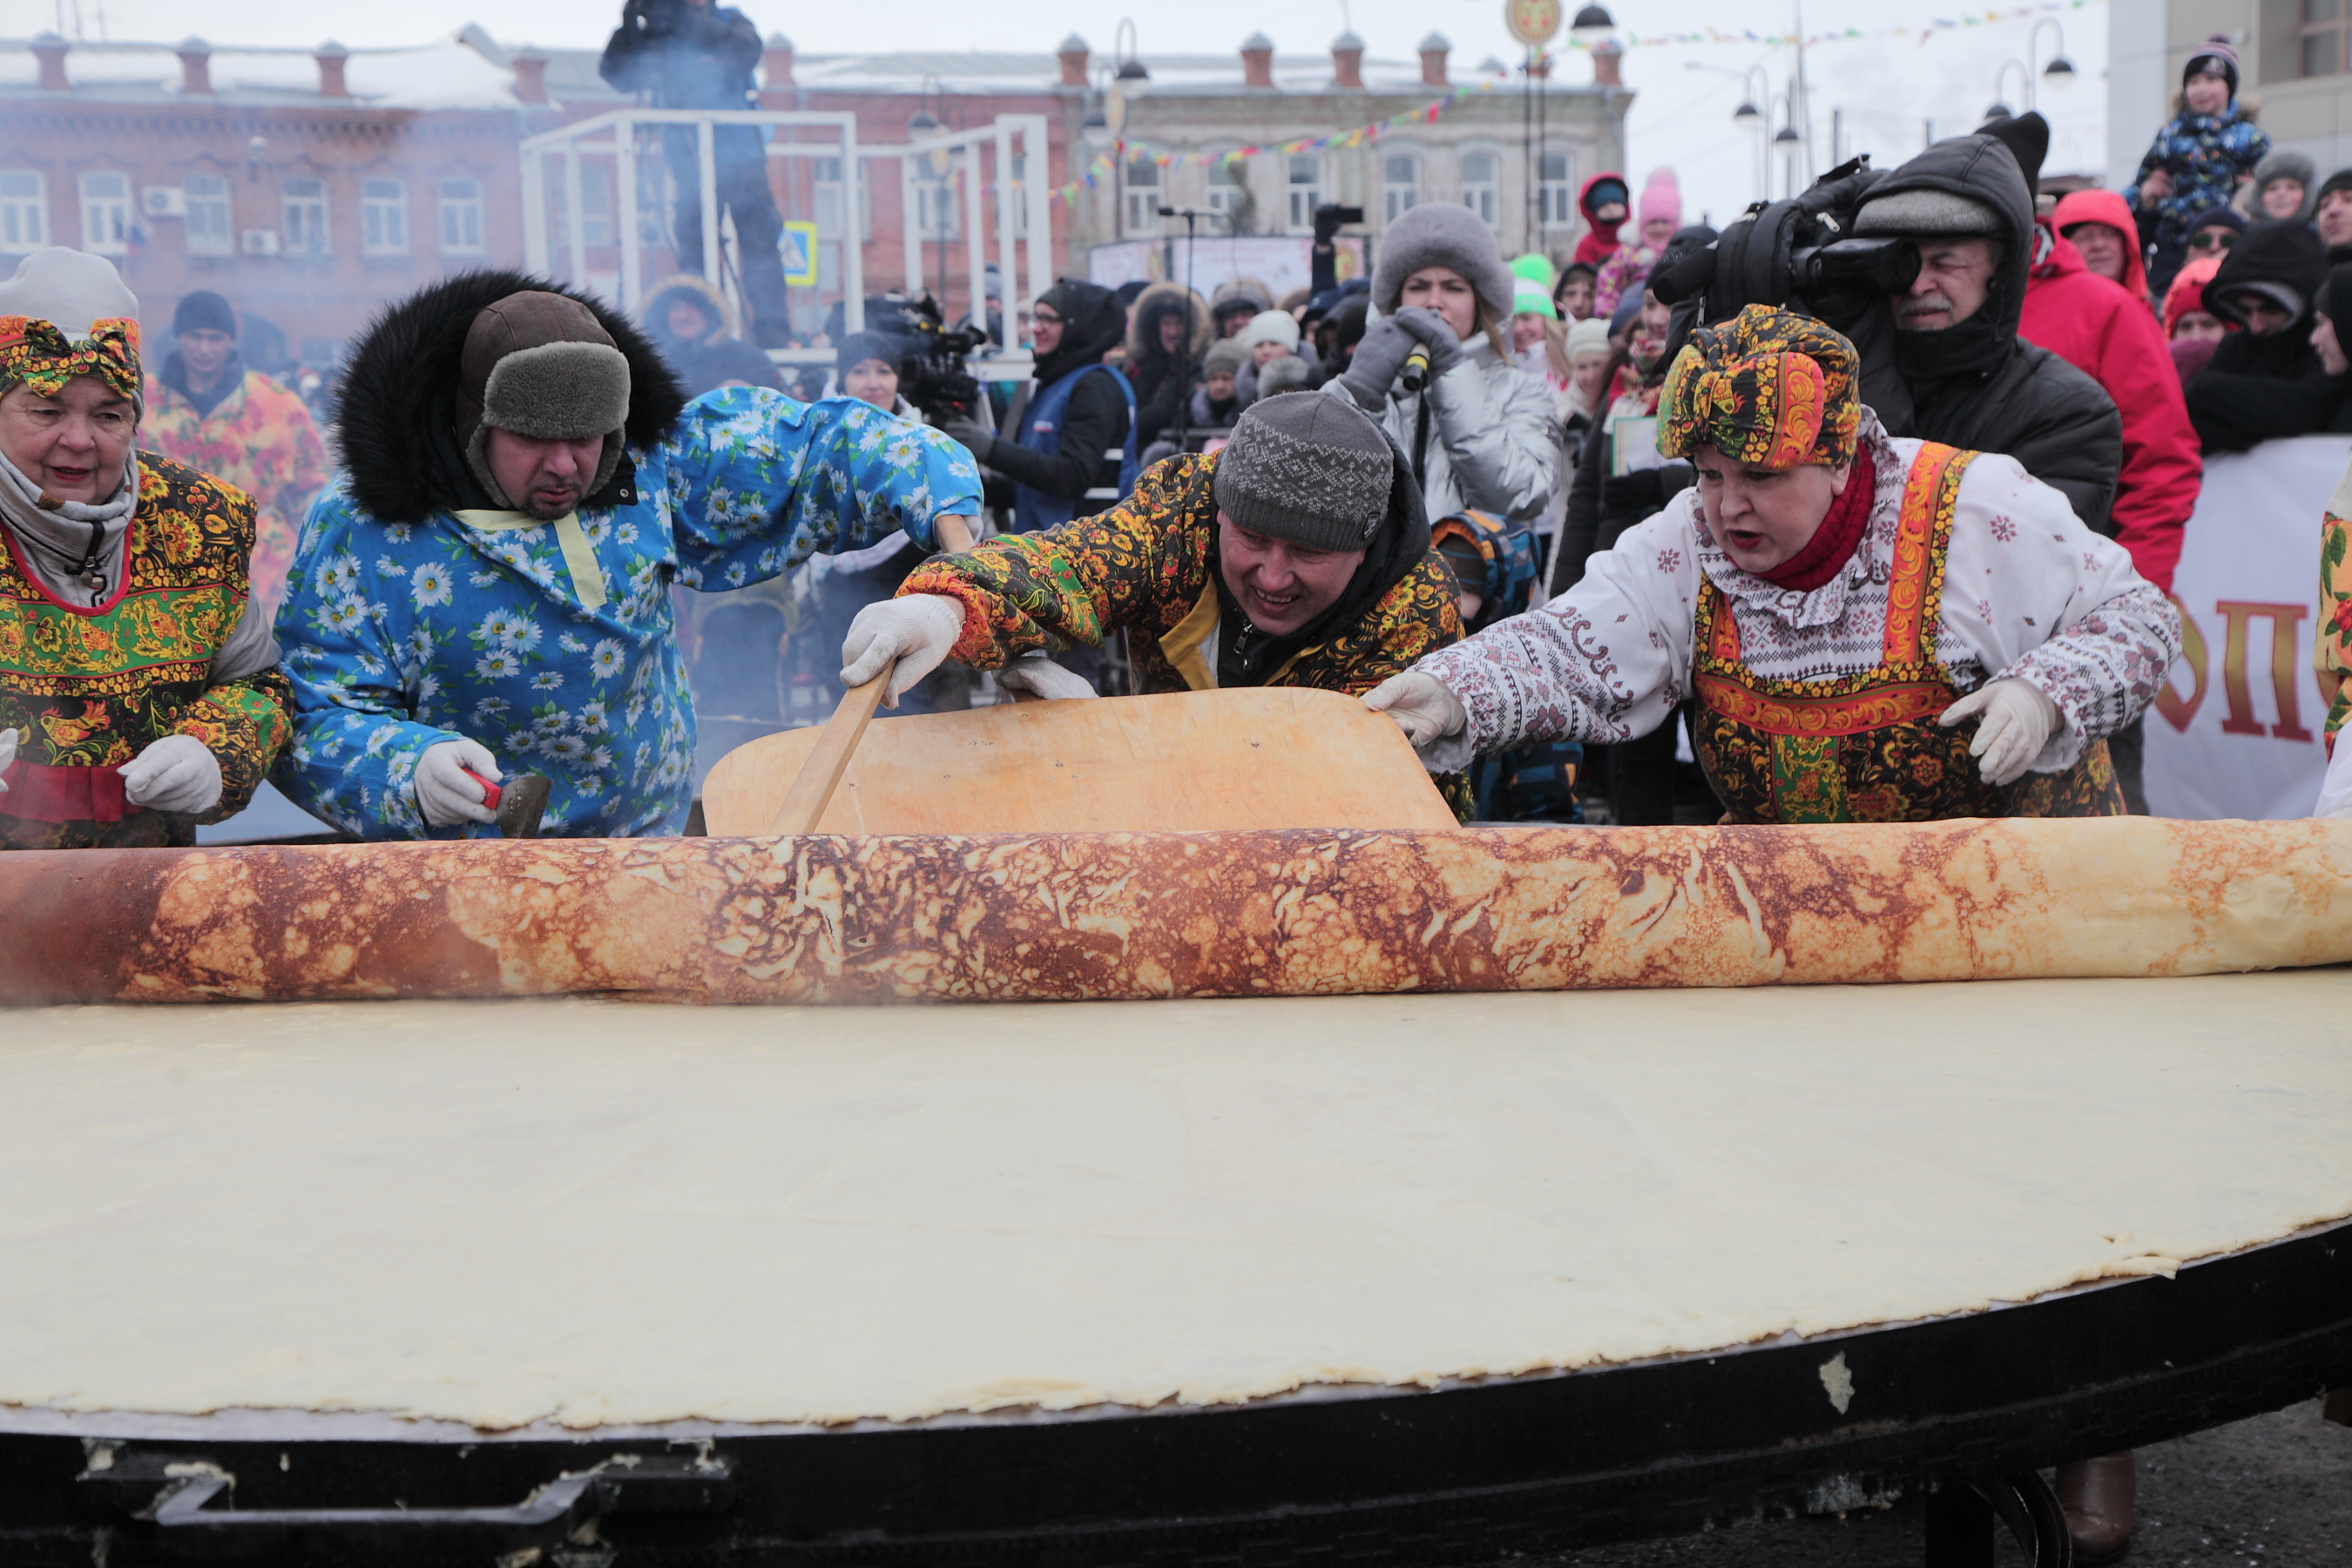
[274,273,979,838]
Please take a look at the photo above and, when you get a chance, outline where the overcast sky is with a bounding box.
[44,0,2116,228]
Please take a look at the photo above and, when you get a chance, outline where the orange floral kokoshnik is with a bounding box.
[0,315,143,401]
[1657,303,1860,471]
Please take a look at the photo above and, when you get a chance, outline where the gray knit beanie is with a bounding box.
[1203,337,1250,377]
[1210,394,1393,552]
[1369,203,1517,323]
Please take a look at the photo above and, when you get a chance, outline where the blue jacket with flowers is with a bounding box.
[274,389,981,838]
[2126,108,2269,253]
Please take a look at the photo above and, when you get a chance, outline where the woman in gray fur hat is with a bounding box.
[1328,203,1559,530]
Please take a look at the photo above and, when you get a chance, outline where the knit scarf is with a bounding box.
[0,445,139,608]
[1755,443,1876,593]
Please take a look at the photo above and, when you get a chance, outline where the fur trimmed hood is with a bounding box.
[643,272,739,348]
[335,269,687,524]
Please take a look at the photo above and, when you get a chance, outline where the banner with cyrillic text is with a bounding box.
[2143,435,2343,821]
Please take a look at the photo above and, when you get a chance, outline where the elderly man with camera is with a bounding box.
[599,0,794,348]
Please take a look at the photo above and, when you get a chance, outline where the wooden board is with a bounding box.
[700,686,1458,836]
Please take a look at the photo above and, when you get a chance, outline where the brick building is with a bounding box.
[3,24,1632,373]
[0,30,600,365]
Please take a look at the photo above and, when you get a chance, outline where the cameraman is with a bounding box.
[600,0,794,348]
[1852,125,2121,532]
[942,280,1136,534]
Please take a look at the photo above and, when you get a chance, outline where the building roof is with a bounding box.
[0,33,591,112]
[0,30,1550,113]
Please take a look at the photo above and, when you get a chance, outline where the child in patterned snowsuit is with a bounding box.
[273,272,980,840]
[2126,37,2270,297]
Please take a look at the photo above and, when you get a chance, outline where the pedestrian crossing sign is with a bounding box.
[781,221,819,287]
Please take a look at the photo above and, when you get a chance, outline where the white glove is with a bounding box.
[995,658,1100,701]
[1939,678,2060,788]
[840,593,966,707]
[0,727,15,791]
[1362,671,1469,756]
[415,737,501,828]
[119,733,223,814]
[2315,739,2352,819]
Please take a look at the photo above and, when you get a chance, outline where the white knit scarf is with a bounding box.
[0,445,139,608]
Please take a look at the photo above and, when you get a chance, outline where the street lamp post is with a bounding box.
[1985,58,2029,122]
[1686,60,1773,207]
[1772,88,1804,201]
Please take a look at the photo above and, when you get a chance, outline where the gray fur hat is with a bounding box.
[1854,188,2004,239]
[1369,203,1517,324]
[457,290,632,510]
[2256,149,2318,220]
[1210,392,1392,552]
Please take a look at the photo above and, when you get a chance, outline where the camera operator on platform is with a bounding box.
[598,0,794,348]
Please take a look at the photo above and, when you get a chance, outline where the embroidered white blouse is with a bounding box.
[1409,413,2182,777]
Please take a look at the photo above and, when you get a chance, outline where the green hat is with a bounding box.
[1512,278,1558,321]
[1509,252,1557,287]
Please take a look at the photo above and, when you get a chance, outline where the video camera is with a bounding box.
[859,293,989,422]
[1650,158,1916,334]
[1313,203,1366,247]
[1647,155,1923,430]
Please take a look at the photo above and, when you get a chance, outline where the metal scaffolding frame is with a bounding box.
[520,108,1053,373]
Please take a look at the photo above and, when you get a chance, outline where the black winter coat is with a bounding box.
[1861,134,2123,534]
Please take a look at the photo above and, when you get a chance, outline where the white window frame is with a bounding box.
[814,156,869,243]
[1381,147,1423,226]
[1123,150,1161,237]
[282,176,331,258]
[361,178,409,256]
[437,178,487,256]
[79,171,132,255]
[1458,147,1501,228]
[183,172,232,256]
[915,166,961,240]
[1538,146,1578,230]
[1,171,48,254]
[580,166,615,248]
[1286,153,1325,233]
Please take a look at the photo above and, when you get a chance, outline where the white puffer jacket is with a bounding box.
[1352,335,1561,525]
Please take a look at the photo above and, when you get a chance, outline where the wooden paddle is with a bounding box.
[762,513,979,836]
[767,671,889,835]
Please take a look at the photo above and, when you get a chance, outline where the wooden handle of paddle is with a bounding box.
[767,672,889,835]
[936,513,977,554]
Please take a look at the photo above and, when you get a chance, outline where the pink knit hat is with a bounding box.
[1637,169,1681,231]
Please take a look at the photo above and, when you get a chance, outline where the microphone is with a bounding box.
[1399,344,1432,394]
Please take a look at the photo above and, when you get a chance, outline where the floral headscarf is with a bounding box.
[0,315,143,404]
[1657,304,1860,470]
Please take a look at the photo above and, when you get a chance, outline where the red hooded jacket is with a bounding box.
[2049,188,2153,307]
[1571,172,1627,268]
[2017,226,2200,592]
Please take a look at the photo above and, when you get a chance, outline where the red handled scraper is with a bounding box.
[462,769,552,838]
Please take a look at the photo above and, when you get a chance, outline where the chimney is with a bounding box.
[762,31,794,88]
[1418,31,1450,87]
[1592,38,1623,89]
[1057,33,1089,89]
[1331,30,1364,90]
[510,49,549,106]
[175,37,213,96]
[1240,31,1274,91]
[31,31,67,92]
[314,41,348,99]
